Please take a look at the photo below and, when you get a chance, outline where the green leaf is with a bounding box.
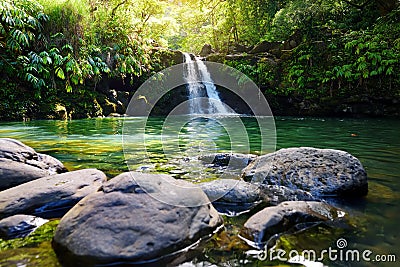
[386,67,393,75]
[55,67,65,79]
[62,44,74,52]
[71,75,79,85]
[42,56,52,65]
[51,32,64,39]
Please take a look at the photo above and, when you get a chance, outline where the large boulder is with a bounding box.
[0,169,106,219]
[242,147,368,197]
[0,214,48,239]
[242,201,346,246]
[53,172,223,266]
[0,138,66,190]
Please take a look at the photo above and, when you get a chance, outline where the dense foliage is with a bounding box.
[0,0,171,119]
[0,0,399,119]
[217,0,400,104]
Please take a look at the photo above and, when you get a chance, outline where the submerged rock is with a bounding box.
[0,214,48,239]
[200,179,262,216]
[53,172,223,266]
[199,153,256,169]
[0,138,66,190]
[242,201,346,247]
[0,169,106,219]
[200,179,317,216]
[242,147,368,198]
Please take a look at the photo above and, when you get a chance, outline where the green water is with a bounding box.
[0,117,399,266]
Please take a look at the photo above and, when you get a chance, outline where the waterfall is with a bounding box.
[183,53,230,114]
[183,53,204,114]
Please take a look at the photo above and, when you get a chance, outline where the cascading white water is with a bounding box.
[196,59,230,114]
[183,53,204,114]
[183,52,230,114]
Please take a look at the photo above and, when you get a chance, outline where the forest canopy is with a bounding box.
[0,0,399,119]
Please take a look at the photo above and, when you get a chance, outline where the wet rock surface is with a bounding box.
[53,172,223,266]
[199,153,256,169]
[0,214,48,239]
[200,179,262,216]
[201,179,261,203]
[242,147,368,198]
[200,178,317,216]
[242,201,346,247]
[0,169,106,219]
[0,138,66,190]
[260,185,316,205]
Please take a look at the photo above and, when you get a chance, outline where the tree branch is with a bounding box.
[111,0,128,19]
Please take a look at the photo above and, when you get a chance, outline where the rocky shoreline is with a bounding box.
[0,138,368,266]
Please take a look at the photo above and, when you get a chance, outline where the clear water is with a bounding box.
[0,117,399,266]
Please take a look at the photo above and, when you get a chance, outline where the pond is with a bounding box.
[0,116,399,266]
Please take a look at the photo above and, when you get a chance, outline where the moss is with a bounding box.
[274,223,347,254]
[0,220,59,251]
[0,220,60,266]
[0,242,60,267]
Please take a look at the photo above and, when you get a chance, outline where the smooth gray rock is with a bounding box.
[200,179,316,216]
[0,214,48,239]
[201,179,261,203]
[0,169,106,219]
[0,138,36,161]
[243,201,345,246]
[0,138,66,190]
[200,179,262,216]
[0,158,49,189]
[53,172,223,266]
[242,147,368,197]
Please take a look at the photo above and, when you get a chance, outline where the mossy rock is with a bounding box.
[0,221,60,266]
[0,220,59,251]
[206,53,225,63]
